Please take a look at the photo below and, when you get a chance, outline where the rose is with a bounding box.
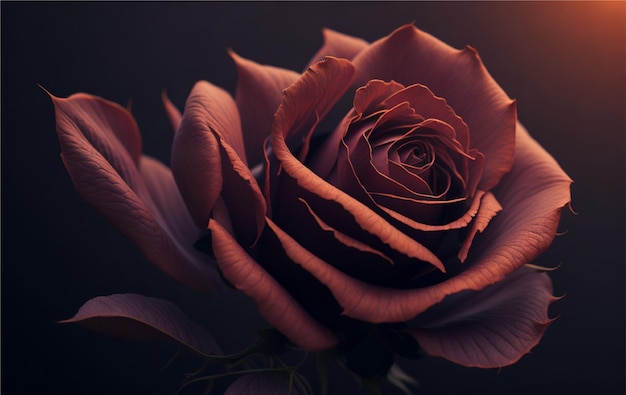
[51,24,571,379]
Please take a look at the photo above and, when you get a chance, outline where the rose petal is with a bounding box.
[161,90,182,133]
[383,83,471,154]
[59,294,221,357]
[271,57,444,271]
[209,218,338,351]
[171,81,231,227]
[353,79,405,118]
[216,136,267,246]
[352,24,516,191]
[275,56,355,150]
[230,51,300,166]
[265,217,428,323]
[297,197,393,265]
[266,122,570,323]
[172,80,266,243]
[50,92,218,293]
[456,122,572,287]
[139,156,222,287]
[378,190,486,232]
[224,373,303,395]
[308,28,369,66]
[408,267,558,368]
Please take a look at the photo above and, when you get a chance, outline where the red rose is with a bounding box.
[52,24,571,376]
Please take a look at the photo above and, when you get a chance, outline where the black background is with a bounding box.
[2,2,624,394]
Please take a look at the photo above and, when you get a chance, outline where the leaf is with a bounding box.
[59,294,221,357]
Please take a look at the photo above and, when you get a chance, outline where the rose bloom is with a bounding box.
[51,25,571,379]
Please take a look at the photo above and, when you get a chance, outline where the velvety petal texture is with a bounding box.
[408,267,558,367]
[60,294,222,357]
[50,92,218,293]
[52,24,572,378]
[231,51,300,166]
[161,91,182,132]
[351,25,516,192]
[266,123,570,325]
[271,57,445,272]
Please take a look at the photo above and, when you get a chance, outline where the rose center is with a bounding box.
[398,141,431,168]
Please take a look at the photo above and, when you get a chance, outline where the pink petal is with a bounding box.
[171,81,231,227]
[308,28,369,66]
[352,24,516,191]
[139,156,221,287]
[51,92,218,293]
[224,373,303,395]
[271,57,444,271]
[217,138,267,246]
[352,79,405,117]
[450,122,572,286]
[298,197,393,265]
[208,218,338,351]
[59,294,221,357]
[408,267,558,368]
[161,90,182,133]
[274,56,355,151]
[269,194,396,286]
[230,50,300,166]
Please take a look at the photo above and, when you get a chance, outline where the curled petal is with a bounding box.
[271,58,444,271]
[50,92,218,293]
[172,81,266,243]
[215,135,267,247]
[171,81,234,227]
[230,51,300,166]
[209,218,338,351]
[408,267,558,368]
[298,198,393,265]
[352,24,516,191]
[59,293,221,357]
[308,28,369,66]
[267,122,570,323]
[457,191,502,262]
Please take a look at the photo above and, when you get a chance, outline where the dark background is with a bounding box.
[2,2,624,394]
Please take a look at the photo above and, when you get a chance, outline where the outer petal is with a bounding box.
[308,28,369,66]
[408,267,558,368]
[268,123,570,323]
[59,294,221,357]
[51,92,218,293]
[171,81,230,227]
[209,218,338,351]
[173,81,266,244]
[352,24,516,191]
[230,51,300,166]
